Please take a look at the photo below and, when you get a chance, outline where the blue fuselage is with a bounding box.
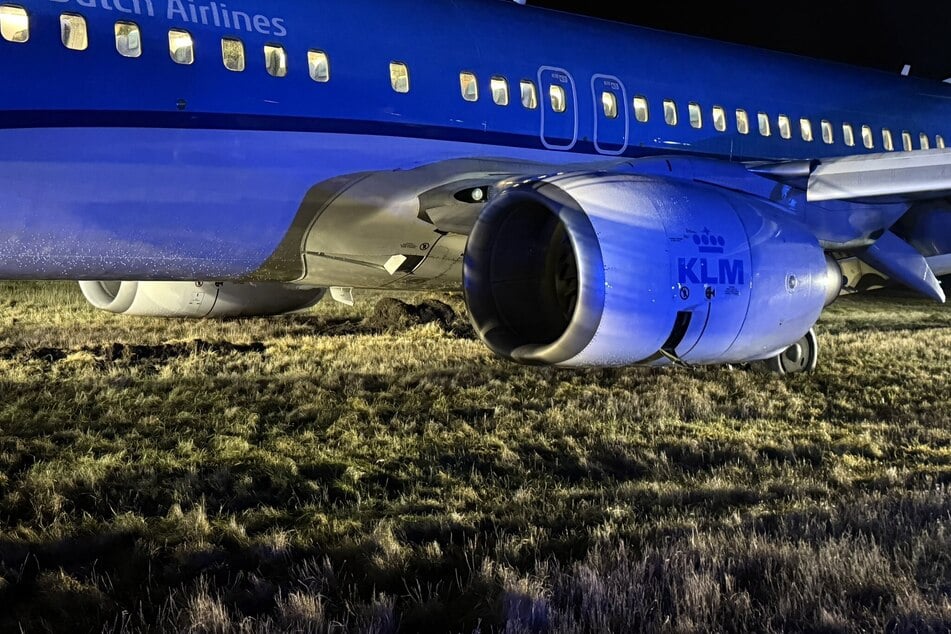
[1,0,949,280]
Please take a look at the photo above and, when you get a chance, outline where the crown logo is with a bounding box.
[693,229,725,254]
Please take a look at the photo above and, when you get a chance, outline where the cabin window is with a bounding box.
[842,123,855,147]
[0,5,28,43]
[800,118,813,142]
[60,13,88,51]
[882,129,894,151]
[308,50,329,82]
[687,102,702,128]
[460,72,479,102]
[861,125,874,149]
[264,44,287,77]
[663,99,678,125]
[602,91,618,119]
[902,131,913,151]
[735,109,749,134]
[549,85,567,113]
[390,62,409,93]
[168,29,194,65]
[920,133,930,150]
[115,21,142,58]
[778,115,791,139]
[821,119,834,144]
[633,96,649,122]
[491,76,509,106]
[221,38,245,72]
[520,79,537,109]
[938,135,946,149]
[712,106,726,132]
[757,112,770,136]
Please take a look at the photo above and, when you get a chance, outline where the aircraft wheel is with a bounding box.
[765,328,818,375]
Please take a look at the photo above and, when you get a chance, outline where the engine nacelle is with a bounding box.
[78,281,325,318]
[463,173,840,367]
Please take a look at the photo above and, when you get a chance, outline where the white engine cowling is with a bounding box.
[78,281,325,318]
[463,173,841,367]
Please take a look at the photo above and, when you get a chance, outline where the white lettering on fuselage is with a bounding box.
[50,0,156,16]
[49,0,287,37]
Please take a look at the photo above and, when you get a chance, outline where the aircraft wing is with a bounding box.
[749,148,951,202]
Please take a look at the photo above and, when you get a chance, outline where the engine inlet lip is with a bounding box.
[463,181,606,365]
[78,280,139,313]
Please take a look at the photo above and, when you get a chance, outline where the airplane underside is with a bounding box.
[0,126,562,282]
[2,125,950,374]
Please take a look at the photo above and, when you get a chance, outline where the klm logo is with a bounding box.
[678,230,744,285]
[678,257,744,285]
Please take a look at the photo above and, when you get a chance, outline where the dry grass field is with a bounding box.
[1,281,951,633]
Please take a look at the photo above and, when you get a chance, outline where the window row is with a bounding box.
[628,96,945,151]
[0,7,331,81]
[456,71,548,110]
[2,4,945,152]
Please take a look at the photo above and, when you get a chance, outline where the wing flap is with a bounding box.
[806,148,951,202]
[859,231,945,302]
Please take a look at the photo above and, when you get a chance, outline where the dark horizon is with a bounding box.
[530,1,950,81]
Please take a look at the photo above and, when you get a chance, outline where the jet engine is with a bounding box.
[78,281,325,318]
[463,173,841,368]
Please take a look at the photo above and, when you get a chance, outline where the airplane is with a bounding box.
[1,0,951,375]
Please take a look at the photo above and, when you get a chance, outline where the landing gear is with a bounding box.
[764,328,818,375]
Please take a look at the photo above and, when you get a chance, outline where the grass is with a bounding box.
[1,281,951,632]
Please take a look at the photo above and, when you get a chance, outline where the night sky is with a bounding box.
[530,1,951,81]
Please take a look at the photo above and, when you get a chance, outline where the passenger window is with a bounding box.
[549,85,566,113]
[390,62,409,93]
[168,29,194,65]
[842,123,855,147]
[861,125,874,149]
[633,96,649,123]
[902,131,913,151]
[221,38,245,72]
[938,135,946,149]
[308,50,329,82]
[821,119,834,144]
[712,106,726,132]
[663,99,678,126]
[882,129,894,151]
[757,112,770,136]
[602,91,618,119]
[687,102,702,128]
[60,13,87,51]
[778,115,791,139]
[115,21,142,58]
[264,44,287,77]
[735,109,749,134]
[491,76,509,106]
[519,79,537,109]
[920,133,930,150]
[460,72,478,102]
[0,5,28,43]
[800,118,813,142]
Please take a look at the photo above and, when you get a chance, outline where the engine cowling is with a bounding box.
[463,173,841,367]
[78,281,325,318]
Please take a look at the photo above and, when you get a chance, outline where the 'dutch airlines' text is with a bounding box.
[50,0,287,37]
